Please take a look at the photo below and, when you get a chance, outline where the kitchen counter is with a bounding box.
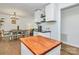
[20,36,61,55]
[41,31,51,33]
[34,29,51,33]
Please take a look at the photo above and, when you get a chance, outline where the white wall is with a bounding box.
[61,5,79,47]
[0,14,34,31]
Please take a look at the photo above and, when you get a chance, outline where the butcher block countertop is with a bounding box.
[20,36,61,55]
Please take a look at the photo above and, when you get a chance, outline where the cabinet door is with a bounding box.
[21,43,33,55]
[34,32,51,38]
[46,45,61,55]
[38,32,51,38]
[33,32,38,36]
[34,10,42,22]
[45,4,55,21]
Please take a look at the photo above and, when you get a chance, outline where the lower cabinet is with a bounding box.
[21,43,33,55]
[34,31,51,38]
[46,45,61,55]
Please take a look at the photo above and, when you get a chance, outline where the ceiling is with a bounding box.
[0,3,47,18]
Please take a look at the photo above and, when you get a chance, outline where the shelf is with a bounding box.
[36,20,56,24]
[41,20,56,22]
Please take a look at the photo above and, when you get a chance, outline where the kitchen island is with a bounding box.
[20,35,61,55]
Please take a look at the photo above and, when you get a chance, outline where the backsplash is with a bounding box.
[40,22,56,31]
[38,21,59,39]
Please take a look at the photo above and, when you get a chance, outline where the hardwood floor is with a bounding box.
[61,49,72,55]
[61,43,79,55]
[0,39,21,55]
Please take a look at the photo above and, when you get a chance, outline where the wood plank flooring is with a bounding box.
[61,43,79,55]
[0,39,21,55]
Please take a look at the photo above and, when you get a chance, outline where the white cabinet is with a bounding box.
[34,31,51,38]
[34,10,43,22]
[45,4,56,21]
[21,43,33,55]
[46,45,61,55]
[33,31,38,36]
[38,32,51,38]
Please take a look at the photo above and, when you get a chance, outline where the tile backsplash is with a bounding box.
[40,22,56,31]
[39,22,59,39]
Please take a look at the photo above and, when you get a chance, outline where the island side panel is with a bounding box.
[46,45,61,55]
[21,43,33,55]
[21,42,61,55]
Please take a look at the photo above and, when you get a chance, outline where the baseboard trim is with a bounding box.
[62,42,79,48]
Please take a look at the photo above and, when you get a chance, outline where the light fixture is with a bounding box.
[0,18,4,22]
[10,12,19,24]
[10,12,19,20]
[0,18,4,29]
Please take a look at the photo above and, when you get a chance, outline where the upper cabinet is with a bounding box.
[45,4,56,21]
[34,3,57,23]
[34,10,43,23]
